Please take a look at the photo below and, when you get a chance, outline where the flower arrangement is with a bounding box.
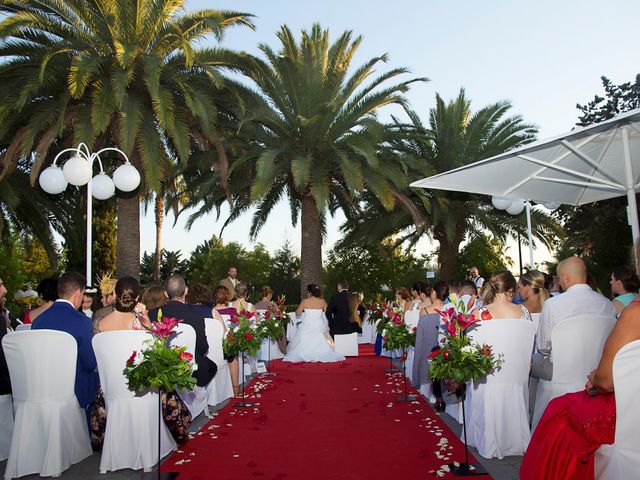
[223,310,263,358]
[256,299,286,341]
[122,314,197,392]
[381,311,417,351]
[428,294,503,385]
[367,302,403,335]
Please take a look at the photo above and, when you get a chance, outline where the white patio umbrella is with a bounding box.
[410,108,640,268]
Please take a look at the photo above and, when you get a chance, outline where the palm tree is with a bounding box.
[0,0,255,279]
[184,24,425,295]
[341,89,559,278]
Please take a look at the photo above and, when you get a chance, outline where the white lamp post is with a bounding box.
[491,196,535,270]
[39,143,141,285]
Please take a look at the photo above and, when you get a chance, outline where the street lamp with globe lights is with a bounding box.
[38,143,141,285]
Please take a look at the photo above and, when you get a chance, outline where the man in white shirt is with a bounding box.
[531,256,617,380]
[469,266,484,289]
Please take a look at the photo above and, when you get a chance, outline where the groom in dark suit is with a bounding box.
[326,279,358,338]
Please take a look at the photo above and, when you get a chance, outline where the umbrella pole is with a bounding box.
[622,127,640,271]
[525,200,534,269]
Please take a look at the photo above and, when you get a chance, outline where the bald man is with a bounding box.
[531,256,617,380]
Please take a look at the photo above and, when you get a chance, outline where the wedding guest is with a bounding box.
[518,270,550,315]
[417,283,433,314]
[142,285,168,312]
[98,277,150,332]
[422,281,449,315]
[455,279,480,309]
[475,271,532,321]
[254,286,280,315]
[186,283,215,318]
[92,273,118,330]
[610,265,640,315]
[22,277,58,324]
[406,282,424,312]
[212,285,240,396]
[81,291,95,318]
[219,266,241,301]
[520,294,640,479]
[0,278,10,395]
[470,266,485,289]
[231,282,254,313]
[532,257,617,381]
[347,292,363,329]
[32,272,99,421]
[148,276,217,388]
[395,287,411,310]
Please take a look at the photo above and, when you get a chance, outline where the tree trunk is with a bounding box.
[299,194,323,298]
[434,222,466,280]
[154,193,164,284]
[116,192,141,280]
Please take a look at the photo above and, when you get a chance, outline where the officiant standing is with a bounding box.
[326,279,358,338]
[219,266,241,301]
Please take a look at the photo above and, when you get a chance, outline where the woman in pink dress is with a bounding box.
[520,298,640,480]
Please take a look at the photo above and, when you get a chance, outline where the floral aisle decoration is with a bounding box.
[222,310,263,358]
[428,294,503,388]
[367,301,403,335]
[122,314,196,392]
[256,300,286,342]
[381,311,417,352]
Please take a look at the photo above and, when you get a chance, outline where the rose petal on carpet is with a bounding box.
[164,352,493,479]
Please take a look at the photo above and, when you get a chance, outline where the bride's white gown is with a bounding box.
[283,309,345,363]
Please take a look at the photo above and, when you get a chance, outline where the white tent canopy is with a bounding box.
[411,108,640,264]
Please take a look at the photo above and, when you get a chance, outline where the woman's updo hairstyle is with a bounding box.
[235,282,249,298]
[480,270,517,304]
[114,276,142,313]
[420,283,433,297]
[262,285,273,298]
[213,286,230,306]
[307,283,322,298]
[519,270,550,305]
[432,281,450,302]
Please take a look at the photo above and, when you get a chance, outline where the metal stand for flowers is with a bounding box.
[396,347,417,402]
[233,351,254,408]
[261,339,276,377]
[448,384,487,476]
[384,351,399,373]
[144,388,179,479]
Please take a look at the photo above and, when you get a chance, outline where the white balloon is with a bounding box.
[38,165,68,194]
[91,173,115,200]
[113,163,141,192]
[62,154,93,186]
[506,199,525,215]
[542,201,560,210]
[491,196,512,210]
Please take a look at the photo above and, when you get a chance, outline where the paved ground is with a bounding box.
[1,370,522,480]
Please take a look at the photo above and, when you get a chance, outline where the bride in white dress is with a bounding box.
[283,284,345,363]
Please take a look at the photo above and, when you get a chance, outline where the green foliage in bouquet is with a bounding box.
[428,295,503,384]
[381,312,416,351]
[123,315,196,392]
[223,310,263,358]
[367,301,403,335]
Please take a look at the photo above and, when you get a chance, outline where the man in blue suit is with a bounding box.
[32,272,99,420]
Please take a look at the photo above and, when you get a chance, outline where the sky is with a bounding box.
[139,0,640,269]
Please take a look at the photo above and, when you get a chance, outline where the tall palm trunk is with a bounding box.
[300,194,323,298]
[116,193,141,280]
[434,222,466,280]
[154,193,164,284]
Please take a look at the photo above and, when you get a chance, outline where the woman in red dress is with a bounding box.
[520,298,640,480]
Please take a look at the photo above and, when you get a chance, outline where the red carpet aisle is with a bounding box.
[165,353,492,479]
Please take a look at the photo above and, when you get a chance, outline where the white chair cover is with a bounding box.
[14,325,30,332]
[532,314,616,428]
[464,319,536,459]
[403,310,420,380]
[595,339,640,480]
[204,318,233,406]
[358,313,377,344]
[168,323,206,419]
[2,330,92,478]
[334,333,359,357]
[0,394,12,461]
[93,331,176,473]
[286,312,299,341]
